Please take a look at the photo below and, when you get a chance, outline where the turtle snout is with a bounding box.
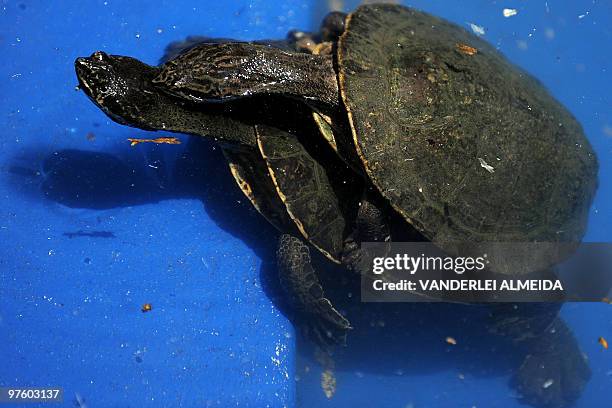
[74,58,94,89]
[78,51,110,64]
[74,51,111,72]
[74,56,90,71]
[74,52,115,85]
[74,52,119,104]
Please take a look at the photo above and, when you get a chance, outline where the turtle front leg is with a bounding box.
[152,42,340,110]
[277,234,351,346]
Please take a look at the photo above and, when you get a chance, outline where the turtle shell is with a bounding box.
[337,4,598,246]
[221,144,296,233]
[256,124,362,263]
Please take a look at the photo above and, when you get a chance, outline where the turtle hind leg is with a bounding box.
[277,234,351,347]
[512,317,590,408]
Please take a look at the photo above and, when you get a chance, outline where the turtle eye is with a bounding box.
[91,51,108,62]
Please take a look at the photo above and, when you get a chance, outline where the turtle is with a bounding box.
[74,4,598,407]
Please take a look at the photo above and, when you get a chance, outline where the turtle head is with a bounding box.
[75,51,160,128]
[320,11,347,42]
[75,51,258,145]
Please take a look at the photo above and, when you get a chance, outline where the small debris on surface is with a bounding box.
[141,303,152,313]
[599,336,609,350]
[446,336,457,345]
[478,158,495,173]
[74,393,88,408]
[133,349,145,363]
[469,23,485,36]
[542,379,554,389]
[456,43,478,56]
[86,132,96,141]
[321,369,337,399]
[458,373,465,380]
[63,230,115,239]
[128,137,181,147]
[503,8,518,18]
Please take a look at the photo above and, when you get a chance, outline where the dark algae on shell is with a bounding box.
[74,4,598,408]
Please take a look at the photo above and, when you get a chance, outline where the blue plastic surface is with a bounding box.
[1,1,610,407]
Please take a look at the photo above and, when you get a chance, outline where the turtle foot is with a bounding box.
[511,320,590,408]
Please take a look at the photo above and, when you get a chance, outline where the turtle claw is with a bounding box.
[299,297,351,348]
[301,312,351,349]
[316,298,352,330]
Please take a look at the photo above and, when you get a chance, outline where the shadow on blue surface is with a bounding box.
[9,138,268,236]
[6,136,536,402]
[7,134,295,306]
